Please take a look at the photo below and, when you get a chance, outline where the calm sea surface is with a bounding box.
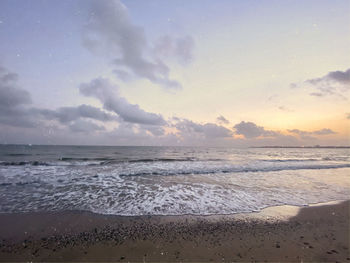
[0,145,349,215]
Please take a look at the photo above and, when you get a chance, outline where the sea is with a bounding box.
[0,145,349,216]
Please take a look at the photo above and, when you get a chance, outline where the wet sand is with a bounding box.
[0,200,349,262]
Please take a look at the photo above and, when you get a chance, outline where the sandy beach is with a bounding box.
[0,200,349,262]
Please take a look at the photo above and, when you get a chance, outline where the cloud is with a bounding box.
[83,0,181,89]
[293,68,350,98]
[113,69,132,82]
[110,122,140,138]
[307,68,350,85]
[287,128,336,136]
[309,92,324,97]
[111,122,166,138]
[216,115,230,124]
[0,65,117,130]
[153,35,195,65]
[233,121,278,139]
[0,65,165,139]
[201,123,233,138]
[69,119,105,133]
[0,66,37,128]
[140,124,165,136]
[174,119,233,139]
[278,106,293,112]
[0,64,344,146]
[312,128,336,135]
[0,68,31,109]
[79,78,166,125]
[0,108,38,128]
[0,69,19,83]
[53,104,118,123]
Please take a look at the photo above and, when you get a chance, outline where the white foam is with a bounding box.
[1,163,349,215]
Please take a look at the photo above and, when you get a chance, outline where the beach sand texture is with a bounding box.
[0,200,349,262]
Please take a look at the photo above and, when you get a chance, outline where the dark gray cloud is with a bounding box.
[69,119,105,133]
[233,121,278,139]
[53,104,118,123]
[0,72,19,83]
[79,78,166,125]
[287,128,336,136]
[112,69,131,82]
[327,69,350,84]
[0,68,31,109]
[297,68,350,98]
[0,66,117,130]
[1,103,116,130]
[140,124,165,136]
[83,0,181,89]
[201,123,233,138]
[26,106,117,128]
[175,119,233,139]
[216,115,230,124]
[307,68,350,85]
[0,108,38,128]
[0,99,116,130]
[0,66,37,128]
[154,35,195,65]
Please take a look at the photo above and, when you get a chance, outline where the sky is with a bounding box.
[0,0,349,146]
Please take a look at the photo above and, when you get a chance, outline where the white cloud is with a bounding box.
[83,0,182,89]
[79,78,166,125]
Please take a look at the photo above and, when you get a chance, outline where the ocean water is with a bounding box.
[0,145,349,216]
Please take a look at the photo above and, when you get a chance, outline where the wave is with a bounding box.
[58,157,114,161]
[117,157,198,163]
[60,157,202,165]
[260,158,319,162]
[0,181,41,186]
[4,153,32,157]
[119,163,350,177]
[0,161,51,166]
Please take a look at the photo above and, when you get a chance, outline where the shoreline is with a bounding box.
[0,200,349,261]
[0,198,346,218]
